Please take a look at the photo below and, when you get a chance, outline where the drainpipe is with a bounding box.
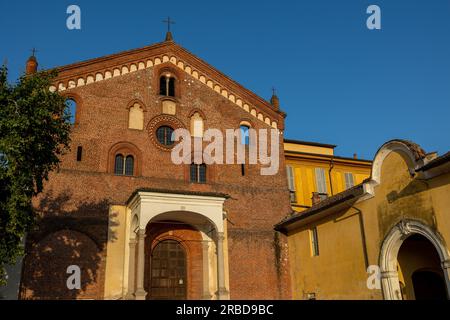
[352,206,369,269]
[328,157,334,196]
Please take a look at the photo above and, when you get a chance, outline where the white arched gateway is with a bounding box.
[125,189,230,300]
[379,219,450,300]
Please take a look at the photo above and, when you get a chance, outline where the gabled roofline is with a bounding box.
[54,41,171,73]
[50,40,285,122]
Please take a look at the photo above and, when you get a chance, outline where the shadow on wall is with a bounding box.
[19,189,118,300]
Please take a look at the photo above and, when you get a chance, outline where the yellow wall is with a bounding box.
[284,148,450,300]
[104,205,130,299]
[287,209,378,299]
[285,153,371,211]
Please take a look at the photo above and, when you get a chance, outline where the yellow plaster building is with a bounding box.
[284,139,372,212]
[277,139,450,300]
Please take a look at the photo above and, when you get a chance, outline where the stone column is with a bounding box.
[441,259,450,298]
[216,232,229,300]
[202,240,211,300]
[380,270,402,300]
[125,238,137,300]
[134,229,147,300]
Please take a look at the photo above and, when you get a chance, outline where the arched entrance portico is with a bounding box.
[125,190,230,300]
[379,219,450,300]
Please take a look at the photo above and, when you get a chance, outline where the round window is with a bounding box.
[156,126,175,146]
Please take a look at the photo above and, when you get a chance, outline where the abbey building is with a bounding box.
[2,31,449,300]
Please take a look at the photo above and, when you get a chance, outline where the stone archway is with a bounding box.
[126,190,230,300]
[379,219,450,300]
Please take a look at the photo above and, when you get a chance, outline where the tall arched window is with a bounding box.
[190,112,204,138]
[160,75,175,97]
[125,155,134,176]
[190,163,207,183]
[65,98,77,125]
[114,154,134,176]
[114,154,124,175]
[240,125,250,145]
[128,103,144,130]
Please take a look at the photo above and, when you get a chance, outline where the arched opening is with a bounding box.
[397,234,447,300]
[65,98,77,125]
[190,112,204,138]
[239,124,250,145]
[149,239,187,300]
[144,217,207,300]
[125,155,134,176]
[380,220,450,300]
[128,102,144,130]
[114,154,124,175]
[159,75,176,97]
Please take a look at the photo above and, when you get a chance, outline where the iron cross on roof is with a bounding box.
[162,17,175,32]
[31,48,37,57]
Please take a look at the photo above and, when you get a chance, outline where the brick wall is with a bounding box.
[21,55,292,299]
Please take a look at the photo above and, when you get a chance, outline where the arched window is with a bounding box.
[240,125,250,145]
[190,112,204,137]
[156,126,175,146]
[125,155,134,176]
[160,75,175,97]
[128,103,144,130]
[65,98,77,124]
[109,142,141,176]
[190,163,207,184]
[114,154,124,175]
[114,154,135,176]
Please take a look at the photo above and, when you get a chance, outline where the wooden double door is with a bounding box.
[149,240,187,300]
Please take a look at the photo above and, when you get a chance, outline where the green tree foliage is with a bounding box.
[0,65,71,285]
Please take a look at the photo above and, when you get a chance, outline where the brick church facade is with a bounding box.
[19,32,292,300]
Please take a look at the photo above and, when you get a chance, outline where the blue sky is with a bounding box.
[1,0,449,160]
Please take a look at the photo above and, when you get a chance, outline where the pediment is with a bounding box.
[51,41,284,129]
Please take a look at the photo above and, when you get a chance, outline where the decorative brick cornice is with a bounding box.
[50,41,284,130]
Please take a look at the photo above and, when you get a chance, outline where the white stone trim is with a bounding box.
[126,191,229,300]
[379,219,450,300]
[129,191,226,233]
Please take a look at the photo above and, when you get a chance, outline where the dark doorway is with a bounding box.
[397,234,448,300]
[412,270,447,300]
[150,240,187,300]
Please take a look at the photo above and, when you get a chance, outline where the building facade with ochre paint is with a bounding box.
[284,139,372,213]
[276,140,450,300]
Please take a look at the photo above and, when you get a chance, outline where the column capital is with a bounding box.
[217,232,225,242]
[442,259,450,269]
[137,229,146,238]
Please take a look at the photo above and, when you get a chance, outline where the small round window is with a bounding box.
[156,126,175,146]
